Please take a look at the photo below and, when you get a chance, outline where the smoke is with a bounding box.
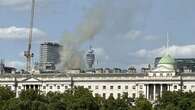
[57,1,107,70]
[57,0,153,70]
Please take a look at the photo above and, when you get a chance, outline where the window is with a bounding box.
[110,93,113,97]
[184,86,187,89]
[125,86,128,89]
[65,86,68,89]
[50,86,53,89]
[88,86,91,89]
[140,85,143,89]
[174,85,177,89]
[103,93,106,98]
[61,84,64,86]
[18,86,21,89]
[95,93,99,97]
[110,86,113,89]
[124,92,128,97]
[46,84,49,86]
[57,86,60,89]
[132,93,136,98]
[118,86,121,89]
[95,86,99,89]
[54,84,56,86]
[103,86,106,89]
[43,86,46,89]
[132,86,136,89]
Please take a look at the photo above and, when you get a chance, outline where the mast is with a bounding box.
[166,32,169,54]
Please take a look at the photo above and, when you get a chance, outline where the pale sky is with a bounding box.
[0,0,195,70]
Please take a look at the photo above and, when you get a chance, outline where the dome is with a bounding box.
[159,54,175,64]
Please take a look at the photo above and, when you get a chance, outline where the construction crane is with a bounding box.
[24,0,35,72]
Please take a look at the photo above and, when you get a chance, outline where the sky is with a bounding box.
[0,0,195,70]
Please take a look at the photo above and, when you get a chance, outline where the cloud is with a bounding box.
[6,60,25,69]
[124,30,142,40]
[133,44,195,58]
[123,30,158,41]
[0,26,47,40]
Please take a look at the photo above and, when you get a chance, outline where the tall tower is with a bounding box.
[86,46,95,69]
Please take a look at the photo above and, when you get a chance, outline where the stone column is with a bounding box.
[154,84,156,100]
[147,84,149,99]
[160,84,163,97]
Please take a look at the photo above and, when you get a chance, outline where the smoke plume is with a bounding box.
[57,0,152,70]
[57,1,107,70]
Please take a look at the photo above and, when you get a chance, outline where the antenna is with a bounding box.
[24,0,35,72]
[166,32,169,54]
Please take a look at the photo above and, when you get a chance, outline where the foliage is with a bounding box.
[8,85,195,110]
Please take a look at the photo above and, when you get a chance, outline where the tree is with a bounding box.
[133,95,152,110]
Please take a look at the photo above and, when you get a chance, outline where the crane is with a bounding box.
[24,0,35,72]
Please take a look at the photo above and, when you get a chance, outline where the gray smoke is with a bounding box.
[57,0,152,70]
[57,1,107,70]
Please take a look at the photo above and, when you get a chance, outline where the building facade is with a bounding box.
[39,42,61,71]
[0,54,195,101]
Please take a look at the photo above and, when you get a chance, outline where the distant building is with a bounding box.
[1,53,195,101]
[86,46,95,69]
[0,59,16,74]
[155,57,195,73]
[39,42,62,71]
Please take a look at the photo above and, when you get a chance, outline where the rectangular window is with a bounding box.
[50,86,52,89]
[110,86,113,89]
[57,86,60,89]
[174,85,177,89]
[103,93,106,98]
[95,93,99,97]
[88,86,91,89]
[110,93,113,97]
[132,93,136,98]
[103,86,106,89]
[118,86,121,89]
[65,86,68,89]
[184,86,187,89]
[125,86,128,89]
[140,85,143,89]
[43,86,46,89]
[18,86,21,89]
[132,86,136,89]
[95,86,99,89]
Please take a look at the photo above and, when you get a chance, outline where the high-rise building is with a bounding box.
[86,46,95,69]
[39,42,61,71]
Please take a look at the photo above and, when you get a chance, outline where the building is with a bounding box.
[0,53,195,102]
[39,42,61,71]
[155,57,195,73]
[0,59,16,74]
[86,46,95,69]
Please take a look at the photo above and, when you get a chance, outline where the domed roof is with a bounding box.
[159,54,175,64]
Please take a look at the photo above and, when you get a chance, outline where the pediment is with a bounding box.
[22,77,41,82]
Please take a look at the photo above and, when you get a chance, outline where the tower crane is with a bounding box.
[24,0,35,72]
